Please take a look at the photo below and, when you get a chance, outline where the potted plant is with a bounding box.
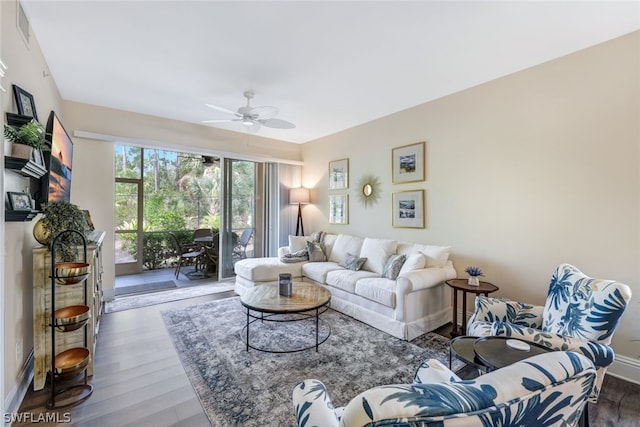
[33,201,89,262]
[3,119,50,159]
[464,266,484,287]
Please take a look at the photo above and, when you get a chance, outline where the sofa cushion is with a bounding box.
[326,269,378,294]
[420,245,451,267]
[302,262,344,283]
[321,234,338,260]
[360,238,398,274]
[289,235,311,253]
[306,241,327,262]
[234,257,303,282]
[328,234,364,264]
[355,277,397,308]
[399,252,426,275]
[382,254,406,280]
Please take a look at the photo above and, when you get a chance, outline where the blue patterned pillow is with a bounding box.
[341,252,367,271]
[382,254,406,280]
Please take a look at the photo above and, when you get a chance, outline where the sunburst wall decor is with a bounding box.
[356,174,381,207]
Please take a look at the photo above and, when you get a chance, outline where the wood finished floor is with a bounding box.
[15,292,640,426]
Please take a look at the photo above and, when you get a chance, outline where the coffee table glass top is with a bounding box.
[240,282,331,314]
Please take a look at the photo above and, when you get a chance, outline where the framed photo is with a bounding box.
[12,85,38,120]
[329,194,349,224]
[328,158,349,190]
[392,141,425,184]
[392,190,424,228]
[7,191,33,211]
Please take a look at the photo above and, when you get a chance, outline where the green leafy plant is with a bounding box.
[40,201,89,261]
[4,120,51,151]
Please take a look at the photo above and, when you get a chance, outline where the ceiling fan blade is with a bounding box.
[201,118,241,124]
[248,106,279,120]
[259,118,296,129]
[205,103,242,118]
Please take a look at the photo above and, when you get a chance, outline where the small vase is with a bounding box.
[468,276,480,286]
[33,218,49,245]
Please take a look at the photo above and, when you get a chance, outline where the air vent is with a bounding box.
[17,1,30,48]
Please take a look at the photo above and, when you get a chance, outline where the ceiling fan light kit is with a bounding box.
[203,90,295,131]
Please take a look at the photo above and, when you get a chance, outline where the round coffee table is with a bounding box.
[450,336,552,372]
[240,282,331,353]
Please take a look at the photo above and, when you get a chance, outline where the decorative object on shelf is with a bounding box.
[392,189,425,228]
[4,118,50,159]
[328,158,349,190]
[392,141,425,184]
[356,174,381,207]
[36,201,89,261]
[464,266,484,286]
[12,84,38,120]
[329,194,349,224]
[7,191,33,211]
[289,187,310,236]
[279,273,292,296]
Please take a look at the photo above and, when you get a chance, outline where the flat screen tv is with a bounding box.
[34,111,73,208]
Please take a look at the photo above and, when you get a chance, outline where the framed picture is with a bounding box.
[392,141,425,184]
[12,85,38,120]
[328,158,349,190]
[7,191,33,211]
[329,194,349,224]
[392,189,425,228]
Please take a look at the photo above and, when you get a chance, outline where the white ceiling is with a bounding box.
[20,1,640,144]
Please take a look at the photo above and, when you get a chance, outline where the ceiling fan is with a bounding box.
[203,90,295,130]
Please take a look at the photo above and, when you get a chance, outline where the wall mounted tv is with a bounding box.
[33,111,73,209]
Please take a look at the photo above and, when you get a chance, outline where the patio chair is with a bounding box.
[168,232,205,279]
[233,228,253,260]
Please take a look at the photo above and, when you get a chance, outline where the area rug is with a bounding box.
[161,297,462,427]
[105,282,235,313]
[114,280,177,296]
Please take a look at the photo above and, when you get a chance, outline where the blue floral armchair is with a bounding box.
[467,263,631,402]
[293,351,595,427]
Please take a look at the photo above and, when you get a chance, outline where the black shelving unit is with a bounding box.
[5,209,39,222]
[4,156,47,179]
[46,230,93,409]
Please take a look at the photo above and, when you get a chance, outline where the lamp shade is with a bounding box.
[289,187,310,205]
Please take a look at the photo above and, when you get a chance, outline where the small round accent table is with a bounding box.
[445,279,499,337]
[240,282,331,353]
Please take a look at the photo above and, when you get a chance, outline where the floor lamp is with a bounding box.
[289,187,310,236]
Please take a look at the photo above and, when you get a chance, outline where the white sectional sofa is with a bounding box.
[234,233,457,340]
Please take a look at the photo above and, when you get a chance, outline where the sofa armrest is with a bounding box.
[278,246,291,257]
[396,261,457,293]
[413,359,461,384]
[292,379,340,427]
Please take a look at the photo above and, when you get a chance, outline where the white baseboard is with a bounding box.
[607,354,640,385]
[4,350,34,427]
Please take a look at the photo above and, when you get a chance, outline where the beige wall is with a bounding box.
[302,31,640,379]
[1,0,64,404]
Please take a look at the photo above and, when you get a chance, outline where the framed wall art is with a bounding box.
[329,194,349,224]
[7,191,33,211]
[392,141,425,184]
[392,189,424,228]
[12,85,38,120]
[328,158,349,190]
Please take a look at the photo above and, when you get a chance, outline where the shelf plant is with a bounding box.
[35,201,89,262]
[3,119,51,159]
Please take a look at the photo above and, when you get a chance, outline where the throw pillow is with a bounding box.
[359,238,398,275]
[399,252,426,275]
[382,254,407,280]
[306,241,327,262]
[419,245,451,268]
[341,252,367,271]
[289,235,311,253]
